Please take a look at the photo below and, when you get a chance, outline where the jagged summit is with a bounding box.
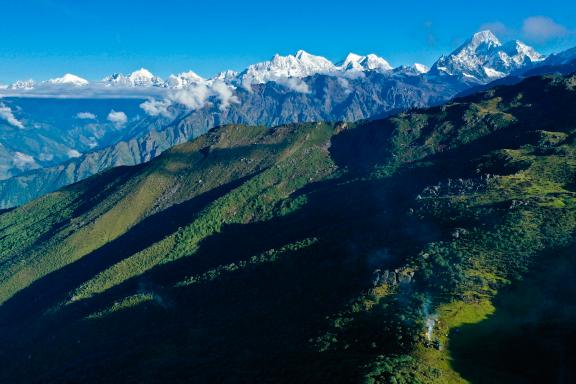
[339,53,393,72]
[238,50,337,85]
[213,70,239,82]
[430,30,544,82]
[167,71,206,89]
[102,68,165,88]
[413,63,430,74]
[467,30,502,50]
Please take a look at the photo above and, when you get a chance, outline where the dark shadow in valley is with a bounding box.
[450,246,576,384]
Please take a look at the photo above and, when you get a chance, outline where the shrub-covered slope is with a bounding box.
[1,74,576,383]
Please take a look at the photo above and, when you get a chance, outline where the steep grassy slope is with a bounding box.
[1,74,576,383]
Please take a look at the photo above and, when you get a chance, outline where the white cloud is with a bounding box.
[67,149,82,158]
[76,112,96,120]
[107,110,128,127]
[140,98,172,117]
[522,16,569,43]
[241,77,254,93]
[170,84,211,110]
[275,77,311,94]
[337,77,352,96]
[340,70,366,80]
[0,103,24,129]
[140,81,240,116]
[211,80,240,111]
[13,152,36,168]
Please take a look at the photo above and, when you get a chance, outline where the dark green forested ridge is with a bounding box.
[0,74,576,383]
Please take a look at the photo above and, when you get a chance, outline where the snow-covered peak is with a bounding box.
[295,50,335,70]
[212,70,239,83]
[340,53,365,70]
[128,68,163,87]
[364,54,393,71]
[47,74,89,87]
[430,30,543,83]
[468,30,502,51]
[338,53,392,73]
[394,63,431,76]
[238,50,337,85]
[167,71,205,89]
[102,68,164,88]
[450,30,503,69]
[413,63,430,74]
[499,40,544,64]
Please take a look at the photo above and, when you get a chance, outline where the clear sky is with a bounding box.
[0,0,575,82]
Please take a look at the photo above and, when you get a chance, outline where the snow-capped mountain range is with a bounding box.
[1,30,576,208]
[101,68,165,88]
[2,30,552,95]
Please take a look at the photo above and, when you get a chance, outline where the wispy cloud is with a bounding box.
[274,77,310,94]
[423,21,438,47]
[76,112,96,120]
[479,21,511,39]
[522,16,569,43]
[0,103,24,128]
[211,81,240,111]
[337,77,352,96]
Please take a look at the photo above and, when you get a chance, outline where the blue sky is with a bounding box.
[0,0,575,82]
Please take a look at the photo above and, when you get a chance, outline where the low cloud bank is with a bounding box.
[0,83,167,99]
